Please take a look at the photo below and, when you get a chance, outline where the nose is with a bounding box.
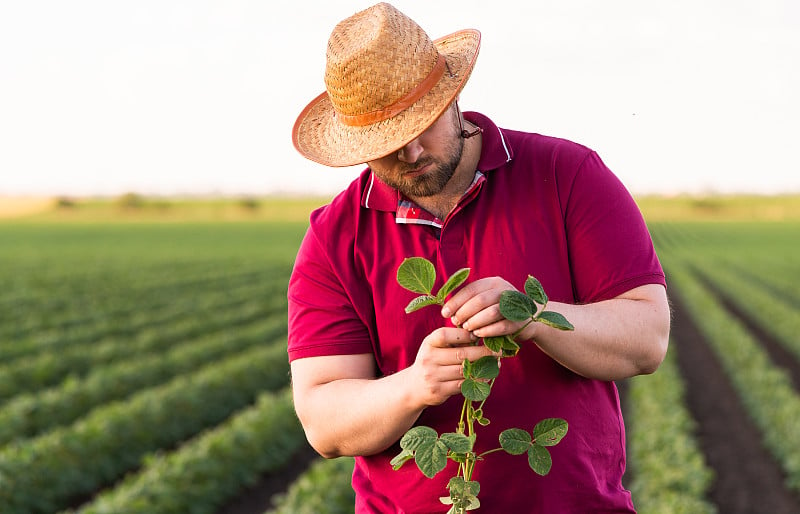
[397,138,423,163]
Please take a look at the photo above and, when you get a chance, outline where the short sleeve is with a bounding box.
[563,152,665,302]
[287,226,373,362]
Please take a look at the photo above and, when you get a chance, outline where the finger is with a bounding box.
[459,302,505,332]
[441,277,507,318]
[424,327,477,349]
[472,319,523,339]
[457,343,500,363]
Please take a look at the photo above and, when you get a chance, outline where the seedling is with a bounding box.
[391,257,573,513]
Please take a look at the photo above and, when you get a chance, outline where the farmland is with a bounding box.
[0,195,798,513]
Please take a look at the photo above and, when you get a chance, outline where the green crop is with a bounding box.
[390,257,573,513]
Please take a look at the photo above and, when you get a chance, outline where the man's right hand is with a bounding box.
[408,326,496,407]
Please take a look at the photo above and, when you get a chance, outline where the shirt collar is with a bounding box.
[395,171,485,229]
[361,111,513,212]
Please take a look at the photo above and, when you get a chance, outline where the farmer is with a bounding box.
[287,3,670,512]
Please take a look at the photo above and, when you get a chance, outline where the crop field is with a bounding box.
[0,196,798,513]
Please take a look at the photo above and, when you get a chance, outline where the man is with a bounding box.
[288,3,670,512]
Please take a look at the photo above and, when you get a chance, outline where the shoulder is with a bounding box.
[503,129,594,172]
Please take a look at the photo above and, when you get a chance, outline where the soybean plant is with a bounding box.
[390,257,573,513]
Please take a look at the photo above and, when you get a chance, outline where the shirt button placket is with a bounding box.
[438,217,467,276]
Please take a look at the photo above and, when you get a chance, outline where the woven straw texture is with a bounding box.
[292,2,480,167]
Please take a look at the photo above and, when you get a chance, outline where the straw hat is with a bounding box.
[292,2,481,167]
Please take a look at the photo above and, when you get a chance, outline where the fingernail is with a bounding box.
[451,317,460,327]
[441,307,451,317]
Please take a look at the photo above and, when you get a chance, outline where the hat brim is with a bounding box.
[292,29,481,167]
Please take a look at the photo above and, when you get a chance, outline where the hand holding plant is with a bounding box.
[391,257,573,513]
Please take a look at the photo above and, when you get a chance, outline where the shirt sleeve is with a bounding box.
[562,151,666,303]
[287,225,374,362]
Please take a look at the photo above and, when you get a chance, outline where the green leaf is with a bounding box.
[415,439,449,478]
[390,449,414,470]
[527,444,553,475]
[533,418,569,447]
[404,294,440,313]
[499,428,531,455]
[461,378,490,401]
[400,425,438,451]
[483,336,504,352]
[476,416,491,426]
[499,290,537,321]
[536,311,574,331]
[446,477,481,512]
[437,267,470,301]
[462,358,472,379]
[470,356,500,380]
[440,432,472,453]
[397,257,436,294]
[524,275,548,305]
[501,336,520,357]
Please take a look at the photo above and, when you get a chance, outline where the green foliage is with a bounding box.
[626,345,716,514]
[397,257,470,313]
[393,258,572,512]
[69,389,306,514]
[667,263,800,493]
[0,319,286,446]
[267,457,356,514]
[0,341,291,514]
[0,221,314,514]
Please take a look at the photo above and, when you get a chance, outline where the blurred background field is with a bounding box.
[3,192,800,223]
[1,193,798,514]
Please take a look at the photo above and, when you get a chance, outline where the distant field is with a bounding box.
[635,193,800,222]
[0,195,334,223]
[2,193,798,223]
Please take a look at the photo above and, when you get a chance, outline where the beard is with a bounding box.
[382,134,464,198]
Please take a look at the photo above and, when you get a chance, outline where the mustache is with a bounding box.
[399,157,435,174]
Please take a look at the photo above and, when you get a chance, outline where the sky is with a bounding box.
[1,0,798,197]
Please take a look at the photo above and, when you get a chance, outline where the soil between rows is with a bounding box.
[668,289,800,513]
[215,442,320,514]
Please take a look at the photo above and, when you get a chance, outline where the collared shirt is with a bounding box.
[288,112,665,513]
[395,171,486,232]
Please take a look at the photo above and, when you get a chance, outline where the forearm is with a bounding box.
[292,364,423,458]
[291,328,495,458]
[522,286,670,381]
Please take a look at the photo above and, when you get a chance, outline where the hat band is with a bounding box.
[336,53,447,127]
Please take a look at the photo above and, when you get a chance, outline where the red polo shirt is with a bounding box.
[288,112,665,513]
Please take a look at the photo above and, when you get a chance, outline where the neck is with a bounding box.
[408,127,482,221]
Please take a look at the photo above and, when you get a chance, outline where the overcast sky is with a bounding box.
[1,0,798,197]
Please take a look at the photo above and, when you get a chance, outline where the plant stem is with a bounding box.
[476,447,506,459]
[458,398,468,435]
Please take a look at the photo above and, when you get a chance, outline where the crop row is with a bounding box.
[0,317,287,446]
[0,261,281,331]
[0,295,285,402]
[0,285,282,364]
[66,389,306,514]
[625,345,716,514]
[712,260,800,310]
[0,340,291,514]
[0,268,287,349]
[666,263,800,492]
[690,260,800,360]
[266,457,356,514]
